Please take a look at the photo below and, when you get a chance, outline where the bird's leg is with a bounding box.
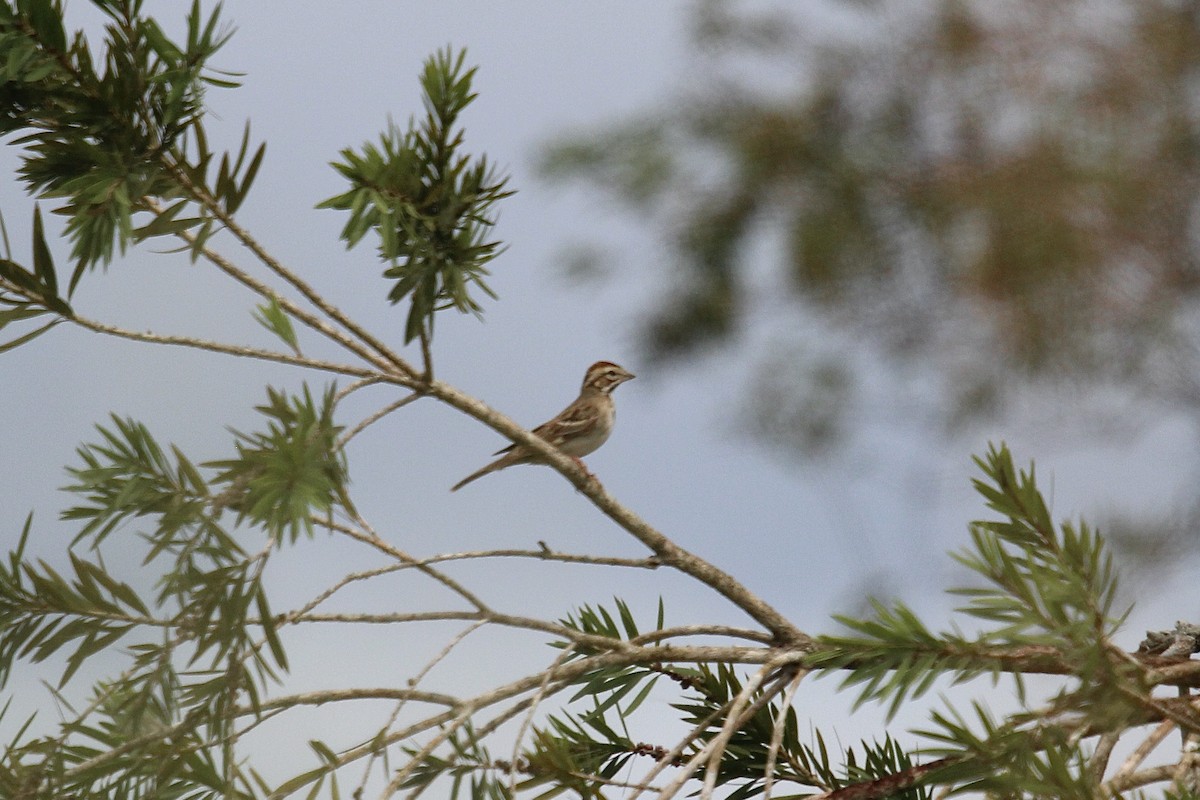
[570,456,597,481]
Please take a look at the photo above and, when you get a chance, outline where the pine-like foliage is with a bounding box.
[394,446,1191,799]
[318,47,513,344]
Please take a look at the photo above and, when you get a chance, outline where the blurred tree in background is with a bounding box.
[542,0,1200,460]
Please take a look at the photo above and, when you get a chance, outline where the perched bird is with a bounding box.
[451,361,635,491]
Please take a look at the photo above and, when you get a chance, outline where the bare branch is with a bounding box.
[326,513,493,613]
[763,668,806,800]
[259,687,461,709]
[426,376,810,646]
[700,659,791,800]
[155,172,419,380]
[334,376,387,402]
[354,620,489,798]
[1102,764,1178,796]
[338,391,422,448]
[1111,720,1175,787]
[507,644,581,796]
[410,545,664,571]
[70,313,382,380]
[1089,731,1118,784]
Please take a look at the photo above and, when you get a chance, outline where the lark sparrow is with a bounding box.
[450,361,636,491]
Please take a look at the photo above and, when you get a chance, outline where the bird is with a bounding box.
[450,361,636,491]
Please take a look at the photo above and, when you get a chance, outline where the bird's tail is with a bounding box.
[450,459,505,492]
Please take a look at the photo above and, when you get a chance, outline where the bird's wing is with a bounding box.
[488,398,596,456]
[529,399,597,447]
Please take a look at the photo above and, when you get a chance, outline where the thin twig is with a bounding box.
[329,513,492,613]
[282,563,410,624]
[624,695,737,800]
[334,376,386,402]
[419,327,433,382]
[71,313,383,380]
[507,644,580,797]
[411,546,662,571]
[279,608,622,651]
[338,392,421,448]
[355,620,487,798]
[700,660,789,800]
[258,687,462,709]
[632,625,774,646]
[763,668,806,800]
[1089,731,1119,785]
[1102,764,1178,796]
[377,705,477,799]
[155,171,419,380]
[658,670,795,800]
[147,199,400,376]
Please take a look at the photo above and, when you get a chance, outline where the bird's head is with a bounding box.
[582,361,636,395]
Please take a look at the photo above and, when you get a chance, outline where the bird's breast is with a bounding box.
[561,401,615,457]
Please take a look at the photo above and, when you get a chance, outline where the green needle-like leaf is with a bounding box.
[253,297,299,352]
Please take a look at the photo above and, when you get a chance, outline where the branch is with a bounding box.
[425,377,810,647]
[811,757,956,800]
[657,667,795,800]
[70,313,382,380]
[1102,765,1178,796]
[258,687,461,709]
[338,391,421,447]
[404,545,663,572]
[809,696,1200,800]
[327,513,492,613]
[763,668,806,800]
[157,171,419,379]
[812,643,1200,690]
[624,689,740,800]
[701,660,795,800]
[507,644,581,796]
[360,620,489,799]
[1111,719,1175,783]
[274,644,802,799]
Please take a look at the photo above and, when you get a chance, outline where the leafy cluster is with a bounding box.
[319,47,513,343]
[807,444,1153,796]
[392,445,1185,799]
[0,0,239,276]
[0,205,71,352]
[208,384,349,544]
[0,0,268,357]
[810,445,1132,708]
[3,4,507,357]
[0,382,359,797]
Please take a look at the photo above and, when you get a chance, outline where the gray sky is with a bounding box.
[2,0,1195,790]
